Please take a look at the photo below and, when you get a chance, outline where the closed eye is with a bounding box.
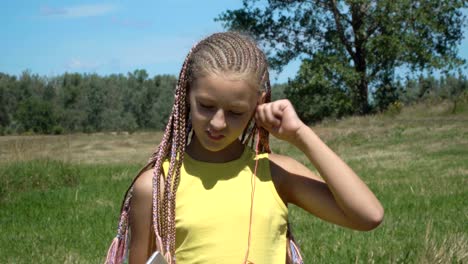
[229,110,245,116]
[199,103,214,109]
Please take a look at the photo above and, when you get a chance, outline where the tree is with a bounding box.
[15,97,58,134]
[125,69,150,129]
[0,73,17,129]
[285,56,355,122]
[445,74,468,113]
[148,75,176,130]
[217,0,467,116]
[271,83,287,101]
[58,73,88,132]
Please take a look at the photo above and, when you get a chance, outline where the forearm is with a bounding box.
[292,125,384,229]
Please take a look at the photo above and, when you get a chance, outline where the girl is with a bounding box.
[105,32,384,264]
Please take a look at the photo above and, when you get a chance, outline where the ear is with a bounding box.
[257,91,267,105]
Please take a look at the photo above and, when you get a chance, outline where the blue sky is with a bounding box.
[1,1,467,84]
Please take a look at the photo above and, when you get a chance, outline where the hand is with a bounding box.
[255,99,306,143]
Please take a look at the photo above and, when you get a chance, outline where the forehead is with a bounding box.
[190,74,259,105]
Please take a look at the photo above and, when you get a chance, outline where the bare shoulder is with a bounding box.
[128,168,155,263]
[133,168,153,199]
[130,168,154,223]
[268,152,324,204]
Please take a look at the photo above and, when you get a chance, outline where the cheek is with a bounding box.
[194,112,215,126]
[190,104,209,120]
[191,112,207,128]
[232,115,254,131]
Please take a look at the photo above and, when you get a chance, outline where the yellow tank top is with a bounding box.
[165,148,288,264]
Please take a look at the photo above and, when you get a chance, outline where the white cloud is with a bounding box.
[40,4,117,18]
[65,58,101,71]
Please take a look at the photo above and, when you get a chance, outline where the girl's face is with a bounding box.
[188,73,260,156]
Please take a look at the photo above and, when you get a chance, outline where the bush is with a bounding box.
[52,125,65,135]
[384,101,403,116]
[286,79,354,123]
[373,82,400,112]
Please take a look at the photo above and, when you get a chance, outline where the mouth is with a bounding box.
[206,130,225,141]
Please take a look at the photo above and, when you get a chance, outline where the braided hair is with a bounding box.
[106,32,274,264]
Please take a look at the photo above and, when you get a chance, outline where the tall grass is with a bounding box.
[0,160,139,263]
[0,100,467,263]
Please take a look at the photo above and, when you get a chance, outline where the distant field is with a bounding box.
[1,100,467,263]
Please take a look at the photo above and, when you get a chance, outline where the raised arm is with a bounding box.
[256,99,384,231]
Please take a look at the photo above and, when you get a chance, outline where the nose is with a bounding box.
[209,109,227,130]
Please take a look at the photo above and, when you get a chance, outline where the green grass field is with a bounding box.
[1,100,467,263]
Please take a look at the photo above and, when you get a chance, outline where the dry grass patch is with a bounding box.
[419,222,468,263]
[445,168,468,178]
[348,149,415,169]
[0,132,163,164]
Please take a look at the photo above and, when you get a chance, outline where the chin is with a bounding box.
[199,142,230,153]
[199,137,240,153]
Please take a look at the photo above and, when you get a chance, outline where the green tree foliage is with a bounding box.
[285,57,355,122]
[399,73,468,112]
[373,70,402,112]
[15,97,58,134]
[0,69,464,134]
[217,0,467,120]
[148,75,177,129]
[270,83,287,101]
[0,71,176,135]
[0,73,17,129]
[58,73,88,131]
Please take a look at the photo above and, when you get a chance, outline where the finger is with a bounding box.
[271,101,285,119]
[264,103,281,128]
[255,105,267,128]
[256,104,277,130]
[257,103,276,129]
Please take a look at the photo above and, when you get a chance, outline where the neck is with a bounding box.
[186,137,245,163]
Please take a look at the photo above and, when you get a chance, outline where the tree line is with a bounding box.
[0,69,292,135]
[1,69,466,135]
[0,70,176,135]
[286,72,468,123]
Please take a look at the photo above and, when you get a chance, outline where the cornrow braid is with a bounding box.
[105,32,273,264]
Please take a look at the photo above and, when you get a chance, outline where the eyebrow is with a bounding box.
[229,102,250,109]
[195,95,250,109]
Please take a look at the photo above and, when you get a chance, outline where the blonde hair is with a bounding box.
[187,32,270,90]
[107,32,273,264]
